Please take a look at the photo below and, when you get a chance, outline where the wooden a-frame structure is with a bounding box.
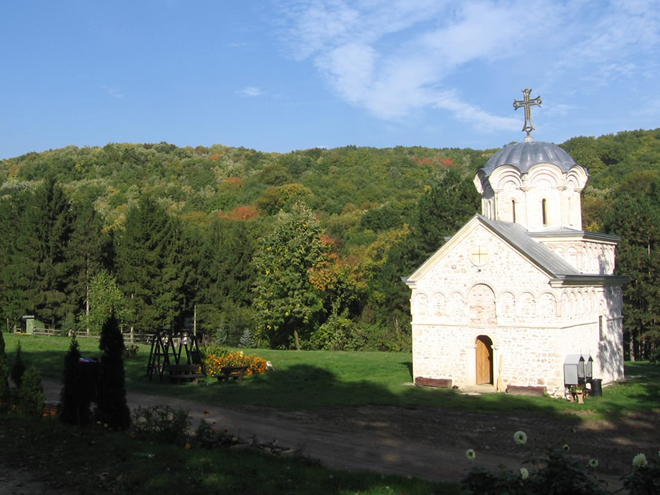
[146,330,205,381]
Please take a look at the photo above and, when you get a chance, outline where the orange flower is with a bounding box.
[203,410,209,415]
[185,443,191,450]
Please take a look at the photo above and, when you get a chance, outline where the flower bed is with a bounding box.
[204,350,268,378]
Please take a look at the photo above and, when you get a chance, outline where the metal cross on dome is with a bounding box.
[513,89,542,139]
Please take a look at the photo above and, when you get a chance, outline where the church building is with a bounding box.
[404,91,627,396]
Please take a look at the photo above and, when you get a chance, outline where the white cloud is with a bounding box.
[236,86,263,97]
[100,85,123,99]
[278,0,660,133]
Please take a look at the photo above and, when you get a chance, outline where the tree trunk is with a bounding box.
[294,329,301,351]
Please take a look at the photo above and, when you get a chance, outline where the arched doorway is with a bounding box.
[476,335,493,385]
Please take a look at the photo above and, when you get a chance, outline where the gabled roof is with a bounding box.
[477,215,580,277]
[404,215,628,287]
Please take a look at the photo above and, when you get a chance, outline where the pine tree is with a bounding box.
[68,200,113,333]
[95,315,130,430]
[239,329,256,348]
[10,178,78,327]
[59,337,92,426]
[115,196,190,332]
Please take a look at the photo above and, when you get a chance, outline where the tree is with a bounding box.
[413,168,480,262]
[253,203,327,349]
[8,178,78,327]
[77,270,130,335]
[0,190,31,326]
[95,315,130,430]
[115,196,191,332]
[59,337,92,426]
[68,199,113,333]
[604,188,660,360]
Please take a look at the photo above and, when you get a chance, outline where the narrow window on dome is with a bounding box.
[512,200,516,223]
[542,199,547,227]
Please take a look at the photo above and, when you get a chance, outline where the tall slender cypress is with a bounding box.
[59,337,92,426]
[95,315,130,430]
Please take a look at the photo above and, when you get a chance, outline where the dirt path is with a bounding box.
[39,381,658,486]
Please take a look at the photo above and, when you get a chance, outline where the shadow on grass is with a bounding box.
[11,333,660,484]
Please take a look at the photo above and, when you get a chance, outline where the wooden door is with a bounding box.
[476,336,493,385]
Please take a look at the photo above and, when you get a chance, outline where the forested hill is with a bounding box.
[1,128,659,357]
[0,143,493,230]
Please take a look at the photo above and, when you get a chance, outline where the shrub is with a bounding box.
[204,350,268,377]
[132,405,191,446]
[310,313,364,351]
[17,366,44,416]
[10,340,26,388]
[461,431,660,495]
[622,452,660,494]
[194,417,231,449]
[0,330,9,406]
[239,329,256,348]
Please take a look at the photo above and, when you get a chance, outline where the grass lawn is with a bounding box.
[4,333,660,418]
[2,332,659,494]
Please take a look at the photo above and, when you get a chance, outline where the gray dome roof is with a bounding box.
[481,140,578,177]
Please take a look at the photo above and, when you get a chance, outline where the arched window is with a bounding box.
[512,200,516,223]
[541,199,547,227]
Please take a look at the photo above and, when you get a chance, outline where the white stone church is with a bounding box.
[405,95,627,396]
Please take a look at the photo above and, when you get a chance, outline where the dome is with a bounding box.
[480,140,578,177]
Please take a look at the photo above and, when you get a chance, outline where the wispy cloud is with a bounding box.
[236,86,263,97]
[100,85,123,99]
[278,0,660,132]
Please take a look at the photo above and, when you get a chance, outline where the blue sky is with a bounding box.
[1,0,659,159]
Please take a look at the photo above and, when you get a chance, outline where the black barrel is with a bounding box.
[590,378,603,397]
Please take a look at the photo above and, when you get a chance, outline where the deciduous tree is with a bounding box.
[253,203,326,349]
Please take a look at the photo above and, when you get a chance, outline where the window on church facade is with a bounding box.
[542,199,547,226]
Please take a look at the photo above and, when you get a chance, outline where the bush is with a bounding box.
[0,330,9,406]
[239,329,256,348]
[10,340,26,388]
[132,405,191,446]
[462,431,660,495]
[622,453,660,495]
[17,366,44,416]
[310,313,365,351]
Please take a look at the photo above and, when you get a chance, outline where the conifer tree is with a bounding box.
[9,178,78,327]
[116,196,190,332]
[95,314,130,430]
[59,337,92,426]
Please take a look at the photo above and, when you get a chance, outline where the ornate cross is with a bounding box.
[513,89,542,138]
